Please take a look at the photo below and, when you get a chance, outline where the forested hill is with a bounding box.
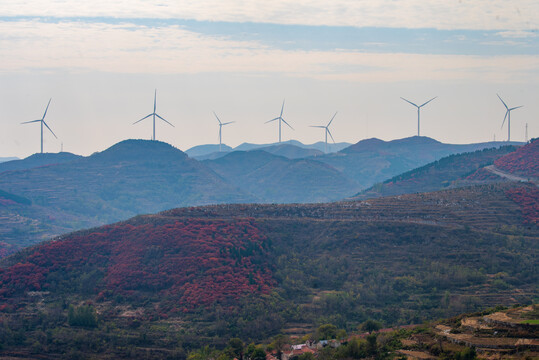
[0,182,536,355]
[494,138,539,178]
[204,150,360,203]
[312,136,522,188]
[0,140,253,249]
[352,145,518,200]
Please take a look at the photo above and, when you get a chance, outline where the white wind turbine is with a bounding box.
[213,111,234,152]
[400,96,437,136]
[265,100,293,143]
[497,94,523,142]
[133,89,173,141]
[21,98,57,154]
[310,112,337,153]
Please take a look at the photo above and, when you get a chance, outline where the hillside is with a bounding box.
[0,182,536,357]
[0,140,252,249]
[494,138,539,179]
[316,136,523,188]
[204,150,360,203]
[353,145,518,200]
[0,152,81,173]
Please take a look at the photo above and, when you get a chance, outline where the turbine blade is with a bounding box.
[213,111,222,124]
[327,128,335,144]
[401,97,418,108]
[21,119,42,124]
[281,118,294,130]
[154,89,157,113]
[501,110,508,129]
[327,111,338,127]
[265,118,279,124]
[509,105,523,111]
[222,121,235,126]
[133,113,153,124]
[42,98,52,119]
[310,125,326,128]
[280,99,285,117]
[419,96,437,108]
[156,113,174,127]
[43,121,57,139]
[497,94,508,110]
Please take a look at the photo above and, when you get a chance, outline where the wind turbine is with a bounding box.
[213,111,234,152]
[265,99,293,143]
[133,89,173,141]
[21,98,57,154]
[310,112,337,153]
[497,94,523,142]
[400,96,437,136]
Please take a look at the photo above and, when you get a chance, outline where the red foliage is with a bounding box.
[495,140,539,178]
[466,168,501,181]
[0,219,274,309]
[505,187,539,225]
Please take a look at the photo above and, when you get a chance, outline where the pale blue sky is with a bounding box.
[0,1,537,157]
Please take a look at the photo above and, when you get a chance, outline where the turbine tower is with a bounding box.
[497,94,523,142]
[133,89,173,141]
[265,99,293,143]
[213,111,234,152]
[400,96,437,136]
[21,98,57,154]
[525,123,528,143]
[310,112,337,153]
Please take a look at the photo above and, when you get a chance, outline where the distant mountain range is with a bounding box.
[204,150,359,203]
[186,139,350,159]
[0,136,526,251]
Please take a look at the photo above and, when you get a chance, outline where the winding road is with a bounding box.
[485,165,539,187]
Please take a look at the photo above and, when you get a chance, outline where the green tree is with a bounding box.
[360,319,382,333]
[250,347,266,360]
[67,304,98,328]
[270,334,289,360]
[366,334,378,356]
[227,338,244,360]
[315,324,337,340]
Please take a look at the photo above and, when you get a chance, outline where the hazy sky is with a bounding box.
[1,1,538,157]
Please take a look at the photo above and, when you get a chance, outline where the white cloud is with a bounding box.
[0,20,538,84]
[496,30,538,38]
[0,0,538,31]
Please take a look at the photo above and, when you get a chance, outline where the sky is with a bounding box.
[0,1,538,157]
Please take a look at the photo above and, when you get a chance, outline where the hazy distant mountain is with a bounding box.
[204,150,360,203]
[315,136,524,188]
[234,139,351,153]
[0,157,18,163]
[256,143,323,159]
[0,152,81,173]
[0,140,253,248]
[185,144,232,157]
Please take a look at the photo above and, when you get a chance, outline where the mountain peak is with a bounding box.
[90,139,187,163]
